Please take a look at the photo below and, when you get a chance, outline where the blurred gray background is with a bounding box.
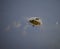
[1,0,60,49]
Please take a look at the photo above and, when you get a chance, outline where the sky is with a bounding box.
[1,0,60,49]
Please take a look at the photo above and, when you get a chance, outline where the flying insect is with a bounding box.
[28,17,42,27]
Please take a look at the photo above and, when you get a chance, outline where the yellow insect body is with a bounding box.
[28,17,42,26]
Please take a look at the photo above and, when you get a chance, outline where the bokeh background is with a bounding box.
[1,0,60,49]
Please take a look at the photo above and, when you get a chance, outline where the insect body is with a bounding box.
[28,17,42,27]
